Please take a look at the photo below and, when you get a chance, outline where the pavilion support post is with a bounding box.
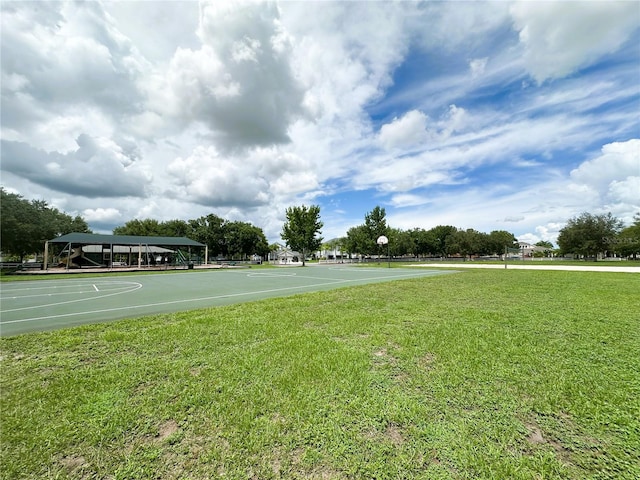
[44,241,49,270]
[205,246,208,265]
[65,242,72,270]
[138,244,142,268]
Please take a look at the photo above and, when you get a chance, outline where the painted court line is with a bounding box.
[1,282,142,314]
[0,267,457,335]
[1,279,350,325]
[0,269,444,326]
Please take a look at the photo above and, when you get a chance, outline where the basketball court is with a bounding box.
[0,265,456,336]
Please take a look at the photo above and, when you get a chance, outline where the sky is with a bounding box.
[1,1,639,246]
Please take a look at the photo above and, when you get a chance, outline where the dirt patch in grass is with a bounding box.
[384,423,405,446]
[158,419,179,441]
[524,420,572,463]
[59,454,90,477]
[419,352,436,370]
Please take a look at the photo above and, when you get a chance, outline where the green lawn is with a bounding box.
[1,269,638,479]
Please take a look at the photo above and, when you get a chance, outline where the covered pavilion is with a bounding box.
[44,233,207,270]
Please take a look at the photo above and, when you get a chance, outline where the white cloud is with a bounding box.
[389,193,430,208]
[469,57,488,78]
[166,146,270,207]
[378,110,430,150]
[143,0,306,150]
[0,135,152,198]
[511,1,639,82]
[82,207,122,223]
[608,177,640,205]
[1,0,638,245]
[570,139,640,200]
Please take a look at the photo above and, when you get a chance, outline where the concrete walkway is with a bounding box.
[413,263,640,273]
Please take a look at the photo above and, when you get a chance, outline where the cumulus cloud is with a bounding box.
[570,139,640,194]
[378,105,469,152]
[1,1,638,243]
[378,110,430,150]
[0,1,146,122]
[511,1,640,82]
[143,0,305,150]
[82,207,122,223]
[608,177,640,205]
[0,135,151,198]
[166,146,270,207]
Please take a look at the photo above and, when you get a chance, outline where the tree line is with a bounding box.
[338,206,519,259]
[2,187,638,263]
[289,205,639,261]
[0,188,91,262]
[556,212,640,260]
[0,189,270,262]
[113,215,269,261]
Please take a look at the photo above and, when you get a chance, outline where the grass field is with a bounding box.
[1,269,638,479]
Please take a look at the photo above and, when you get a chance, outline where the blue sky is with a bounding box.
[1,1,639,245]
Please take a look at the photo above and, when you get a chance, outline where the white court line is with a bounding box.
[0,282,142,313]
[0,280,346,325]
[1,287,133,301]
[93,284,99,292]
[246,272,298,277]
[0,270,449,326]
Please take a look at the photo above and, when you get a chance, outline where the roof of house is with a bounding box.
[48,232,205,247]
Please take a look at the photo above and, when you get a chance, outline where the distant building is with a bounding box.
[275,249,301,264]
[518,242,549,257]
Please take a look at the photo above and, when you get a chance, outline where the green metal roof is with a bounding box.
[48,232,205,247]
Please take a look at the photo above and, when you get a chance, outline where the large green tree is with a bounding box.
[426,225,458,257]
[447,228,487,260]
[281,205,323,266]
[345,206,390,256]
[614,213,640,259]
[112,214,270,260]
[344,224,370,257]
[225,221,269,260]
[1,188,91,261]
[187,214,227,257]
[113,219,163,236]
[388,228,412,257]
[486,230,518,256]
[557,212,623,259]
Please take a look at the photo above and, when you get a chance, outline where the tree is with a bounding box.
[365,206,389,246]
[447,228,486,260]
[225,221,269,260]
[113,219,163,236]
[557,212,623,260]
[188,214,227,258]
[344,224,370,257]
[388,228,412,257]
[281,205,323,266]
[486,230,518,256]
[426,225,458,257]
[1,188,91,261]
[345,206,390,256]
[614,213,640,259]
[160,219,190,237]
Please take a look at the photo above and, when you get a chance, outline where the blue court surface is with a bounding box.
[0,265,456,336]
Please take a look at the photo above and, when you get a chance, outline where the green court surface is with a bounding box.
[0,265,455,336]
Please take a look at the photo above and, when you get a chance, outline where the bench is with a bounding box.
[18,263,43,270]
